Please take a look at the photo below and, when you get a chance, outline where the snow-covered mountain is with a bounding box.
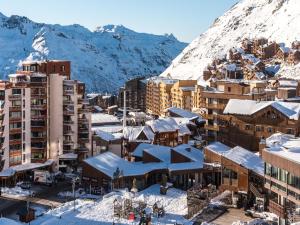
[161,0,300,81]
[0,13,186,92]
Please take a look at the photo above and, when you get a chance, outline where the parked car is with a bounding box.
[54,171,65,181]
[17,181,32,190]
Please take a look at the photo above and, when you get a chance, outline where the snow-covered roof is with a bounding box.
[93,106,103,112]
[86,144,204,178]
[92,125,123,133]
[11,160,54,172]
[84,152,165,178]
[278,79,298,87]
[0,218,21,225]
[173,144,203,162]
[224,99,300,120]
[132,143,160,158]
[0,168,15,177]
[146,118,179,133]
[265,132,300,164]
[144,146,172,162]
[123,126,154,142]
[178,124,192,136]
[167,107,200,120]
[91,113,120,125]
[224,146,264,176]
[205,142,231,155]
[59,153,78,160]
[95,130,123,142]
[0,160,55,177]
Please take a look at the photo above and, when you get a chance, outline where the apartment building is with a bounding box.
[118,77,147,112]
[0,60,91,172]
[262,133,300,224]
[222,99,300,151]
[201,79,276,142]
[170,80,198,111]
[146,77,178,116]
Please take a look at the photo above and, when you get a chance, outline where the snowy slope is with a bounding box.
[0,13,186,92]
[161,0,300,80]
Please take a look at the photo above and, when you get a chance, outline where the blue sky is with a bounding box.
[0,0,238,42]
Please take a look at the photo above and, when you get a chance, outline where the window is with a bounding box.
[256,125,262,132]
[287,128,294,135]
[267,127,273,133]
[245,124,251,130]
[227,87,231,92]
[61,65,65,72]
[12,89,21,95]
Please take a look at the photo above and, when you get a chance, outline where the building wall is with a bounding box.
[49,74,64,160]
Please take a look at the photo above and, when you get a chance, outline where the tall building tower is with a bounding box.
[0,60,91,171]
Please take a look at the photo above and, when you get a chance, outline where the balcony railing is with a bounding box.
[63,120,74,125]
[269,200,286,219]
[8,95,21,101]
[204,124,219,131]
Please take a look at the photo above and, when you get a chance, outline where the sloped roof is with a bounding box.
[205,141,231,155]
[265,132,300,164]
[224,99,300,120]
[123,126,154,142]
[223,146,264,176]
[95,130,123,142]
[85,143,204,178]
[146,118,179,133]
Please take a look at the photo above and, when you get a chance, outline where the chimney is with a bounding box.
[259,137,266,157]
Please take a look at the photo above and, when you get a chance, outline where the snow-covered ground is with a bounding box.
[30,184,191,225]
[1,186,34,197]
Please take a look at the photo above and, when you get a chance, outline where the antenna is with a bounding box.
[123,88,126,128]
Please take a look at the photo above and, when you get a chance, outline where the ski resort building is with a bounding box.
[118,77,147,112]
[204,142,265,207]
[262,132,300,224]
[201,79,276,142]
[82,144,204,191]
[221,99,300,151]
[0,60,91,173]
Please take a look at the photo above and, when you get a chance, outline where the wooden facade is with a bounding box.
[220,105,300,151]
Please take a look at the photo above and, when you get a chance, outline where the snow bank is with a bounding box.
[31,184,192,225]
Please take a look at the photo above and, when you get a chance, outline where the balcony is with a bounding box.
[9,128,22,134]
[63,140,74,145]
[63,120,74,125]
[78,117,89,124]
[76,146,89,153]
[9,117,22,122]
[63,110,74,116]
[78,137,89,144]
[268,200,286,219]
[8,95,21,101]
[63,130,74,135]
[31,104,47,110]
[9,139,22,145]
[63,89,74,95]
[31,137,47,142]
[63,99,74,105]
[204,124,219,131]
[9,106,21,112]
[78,108,90,114]
[203,103,227,110]
[31,114,47,120]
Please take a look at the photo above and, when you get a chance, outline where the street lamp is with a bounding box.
[72,176,79,211]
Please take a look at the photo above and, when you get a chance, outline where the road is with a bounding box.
[0,180,71,219]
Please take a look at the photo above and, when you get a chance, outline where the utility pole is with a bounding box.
[123,89,127,128]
